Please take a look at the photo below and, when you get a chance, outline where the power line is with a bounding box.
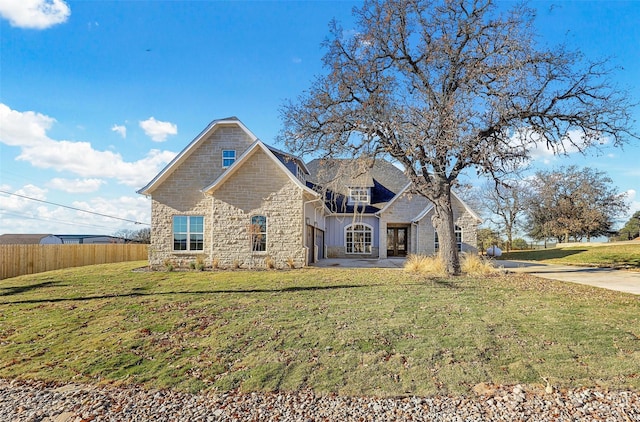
[0,190,149,226]
[0,209,120,232]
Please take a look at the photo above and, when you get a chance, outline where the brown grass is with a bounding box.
[404,253,498,276]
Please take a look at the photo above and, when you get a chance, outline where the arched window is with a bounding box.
[345,223,373,254]
[434,225,462,252]
[250,215,267,252]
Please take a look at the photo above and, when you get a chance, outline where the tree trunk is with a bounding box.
[430,183,461,276]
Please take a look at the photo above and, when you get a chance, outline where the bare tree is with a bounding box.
[280,0,637,275]
[481,180,530,252]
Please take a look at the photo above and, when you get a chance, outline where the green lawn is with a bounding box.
[499,244,640,268]
[0,261,638,396]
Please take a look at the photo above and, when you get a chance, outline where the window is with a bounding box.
[345,223,373,254]
[222,150,236,167]
[173,216,204,251]
[348,188,370,204]
[434,225,462,252]
[250,215,267,252]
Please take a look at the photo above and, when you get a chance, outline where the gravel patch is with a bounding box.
[1,378,638,421]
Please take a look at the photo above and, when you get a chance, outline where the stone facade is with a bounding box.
[210,149,309,269]
[414,197,479,256]
[145,122,313,269]
[378,190,479,258]
[379,191,430,259]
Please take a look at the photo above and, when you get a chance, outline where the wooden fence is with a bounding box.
[0,244,148,280]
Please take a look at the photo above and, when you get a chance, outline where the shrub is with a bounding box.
[163,258,175,272]
[403,254,447,276]
[265,256,276,269]
[404,253,497,276]
[511,238,529,250]
[195,255,206,271]
[212,257,220,270]
[286,257,296,269]
[460,253,498,276]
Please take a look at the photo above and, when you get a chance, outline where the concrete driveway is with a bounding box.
[498,260,640,295]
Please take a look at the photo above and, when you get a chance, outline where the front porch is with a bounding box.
[311,258,406,269]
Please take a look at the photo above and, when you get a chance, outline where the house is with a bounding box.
[138,117,481,269]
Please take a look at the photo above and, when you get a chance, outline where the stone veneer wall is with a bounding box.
[378,191,431,259]
[210,149,307,269]
[148,125,255,268]
[415,197,479,256]
[379,191,479,257]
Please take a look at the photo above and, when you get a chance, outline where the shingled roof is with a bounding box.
[306,158,408,213]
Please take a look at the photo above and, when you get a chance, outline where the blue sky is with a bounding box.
[1,0,639,236]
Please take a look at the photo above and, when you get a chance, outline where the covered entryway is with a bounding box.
[386,226,408,257]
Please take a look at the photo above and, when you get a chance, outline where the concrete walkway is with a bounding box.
[312,258,406,268]
[497,260,640,296]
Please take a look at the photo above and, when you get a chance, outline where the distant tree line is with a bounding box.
[479,166,629,250]
[113,228,151,244]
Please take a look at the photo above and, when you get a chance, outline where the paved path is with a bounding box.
[313,258,406,268]
[498,260,640,295]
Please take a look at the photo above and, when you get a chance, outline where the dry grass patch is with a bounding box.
[460,253,499,276]
[403,254,447,276]
[404,253,498,276]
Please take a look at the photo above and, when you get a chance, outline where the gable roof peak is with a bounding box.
[137,117,258,195]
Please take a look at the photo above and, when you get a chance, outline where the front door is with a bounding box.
[387,227,408,257]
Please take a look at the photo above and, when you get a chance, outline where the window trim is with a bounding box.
[434,225,462,252]
[250,215,267,253]
[347,187,371,205]
[222,149,236,168]
[344,222,373,255]
[172,215,204,252]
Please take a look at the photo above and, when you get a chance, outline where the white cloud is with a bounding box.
[47,178,105,193]
[510,128,597,165]
[0,103,177,187]
[0,0,70,29]
[139,117,178,142]
[0,103,54,146]
[0,184,151,234]
[626,189,640,217]
[72,195,151,228]
[1,184,48,213]
[111,124,127,139]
